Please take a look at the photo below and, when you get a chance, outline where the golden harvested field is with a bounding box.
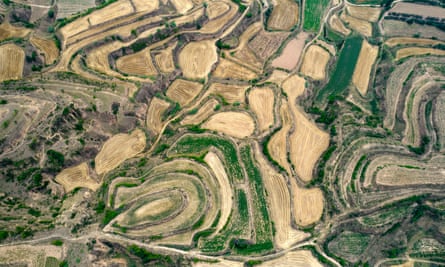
[170,0,193,13]
[55,162,100,192]
[300,45,330,80]
[0,43,25,82]
[166,79,203,106]
[316,39,336,55]
[154,43,176,73]
[283,75,329,182]
[206,1,230,19]
[179,40,218,79]
[0,22,30,41]
[340,12,372,37]
[352,40,379,95]
[329,14,351,36]
[248,87,275,132]
[290,179,324,226]
[385,37,445,47]
[86,41,125,78]
[116,48,158,76]
[95,129,146,175]
[202,112,255,138]
[0,244,63,266]
[248,31,289,61]
[267,0,299,31]
[254,145,309,249]
[268,100,292,174]
[200,1,237,34]
[146,97,170,134]
[258,250,323,267]
[206,82,249,103]
[132,0,159,12]
[194,259,243,267]
[266,70,289,85]
[272,32,309,70]
[213,58,258,80]
[30,36,59,65]
[346,5,381,22]
[181,99,218,125]
[204,152,233,235]
[229,22,263,71]
[395,47,445,61]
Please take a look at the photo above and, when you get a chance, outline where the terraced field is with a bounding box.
[1,0,445,266]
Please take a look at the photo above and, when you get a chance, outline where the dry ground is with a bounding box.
[95,129,146,175]
[268,99,292,174]
[154,42,176,73]
[346,5,381,22]
[170,0,193,13]
[329,14,351,36]
[395,47,445,61]
[385,37,445,47]
[116,47,158,76]
[352,40,379,95]
[259,250,323,267]
[290,179,324,227]
[56,162,100,192]
[0,22,30,41]
[166,79,203,106]
[340,12,372,37]
[0,43,25,82]
[146,97,170,134]
[207,1,230,19]
[179,40,218,79]
[267,0,299,31]
[300,45,330,80]
[181,99,219,125]
[272,32,309,70]
[206,83,249,103]
[132,0,159,12]
[30,35,59,65]
[389,2,445,19]
[248,87,275,132]
[248,30,289,62]
[213,58,258,80]
[202,112,255,138]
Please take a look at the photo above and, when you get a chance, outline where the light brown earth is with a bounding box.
[132,0,159,12]
[213,58,258,80]
[248,30,289,62]
[0,43,25,82]
[385,37,445,47]
[95,129,146,175]
[206,83,249,103]
[329,14,351,36]
[395,47,445,61]
[389,2,445,19]
[258,250,323,267]
[181,99,219,125]
[154,42,176,73]
[352,40,379,95]
[202,112,255,138]
[290,179,324,226]
[30,35,59,65]
[179,40,218,79]
[267,0,299,31]
[272,32,309,70]
[206,1,230,19]
[346,5,381,22]
[340,12,372,37]
[116,48,158,76]
[170,0,193,13]
[248,87,275,132]
[166,79,203,106]
[0,22,30,41]
[55,162,100,192]
[146,97,170,134]
[300,45,330,80]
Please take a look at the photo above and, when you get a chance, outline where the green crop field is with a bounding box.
[303,0,331,32]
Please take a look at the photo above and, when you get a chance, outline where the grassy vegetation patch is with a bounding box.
[303,0,331,32]
[328,232,371,259]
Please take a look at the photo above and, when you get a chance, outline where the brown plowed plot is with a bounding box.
[385,37,445,47]
[166,79,203,106]
[56,0,96,19]
[207,1,230,19]
[267,0,299,31]
[181,99,218,125]
[56,162,100,192]
[202,112,255,138]
[171,0,193,13]
[340,12,372,37]
[154,43,176,73]
[95,129,146,175]
[0,43,25,82]
[389,2,445,19]
[395,47,445,61]
[434,92,445,152]
[0,22,30,41]
[300,45,330,80]
[329,14,351,36]
[30,36,59,65]
[283,75,329,182]
[248,31,289,62]
[290,179,324,226]
[206,82,249,103]
[146,97,170,134]
[132,0,159,12]
[204,152,233,236]
[258,250,323,267]
[179,40,218,79]
[375,155,445,186]
[213,58,258,80]
[116,48,158,76]
[230,22,263,70]
[346,5,381,22]
[272,32,309,70]
[352,40,379,95]
[248,87,275,132]
[254,145,309,249]
[268,100,292,174]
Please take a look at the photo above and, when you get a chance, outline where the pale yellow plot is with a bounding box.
[268,99,292,174]
[179,40,218,79]
[146,97,170,134]
[181,99,218,125]
[132,0,159,12]
[170,0,193,13]
[154,43,176,73]
[395,47,445,61]
[206,83,249,103]
[259,250,323,267]
[95,129,146,175]
[166,79,203,106]
[202,112,255,138]
[206,1,230,19]
[346,5,381,22]
[329,14,351,36]
[213,58,258,80]
[352,40,379,95]
[193,259,243,267]
[248,87,275,132]
[0,43,24,82]
[0,22,30,41]
[267,0,299,31]
[266,70,289,86]
[300,45,330,80]
[56,162,100,192]
[316,39,336,55]
[30,36,59,65]
[385,37,445,47]
[290,179,324,226]
[89,0,134,25]
[340,12,372,37]
[116,48,158,76]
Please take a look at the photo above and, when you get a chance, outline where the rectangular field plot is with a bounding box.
[57,0,96,19]
[303,0,330,32]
